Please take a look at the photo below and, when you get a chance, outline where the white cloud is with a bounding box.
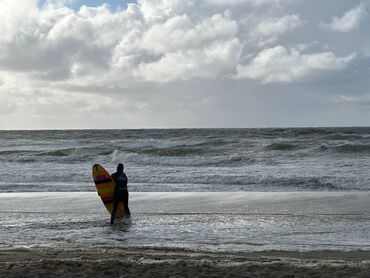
[138,0,195,22]
[137,38,242,82]
[0,1,240,84]
[141,13,238,55]
[236,46,356,83]
[320,3,368,32]
[0,0,362,87]
[254,15,302,37]
[0,0,315,87]
[248,14,303,46]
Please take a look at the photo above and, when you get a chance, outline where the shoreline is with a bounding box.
[1,246,369,277]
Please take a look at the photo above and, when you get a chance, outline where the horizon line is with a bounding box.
[0,125,369,132]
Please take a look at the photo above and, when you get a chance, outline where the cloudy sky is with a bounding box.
[0,0,369,129]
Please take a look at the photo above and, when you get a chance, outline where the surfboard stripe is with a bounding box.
[101,196,113,201]
[94,174,109,179]
[94,175,112,184]
[95,179,112,185]
[97,189,114,195]
[97,183,113,188]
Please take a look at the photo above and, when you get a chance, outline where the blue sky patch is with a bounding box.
[38,0,137,11]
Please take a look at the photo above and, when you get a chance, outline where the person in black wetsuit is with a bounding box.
[110,163,130,224]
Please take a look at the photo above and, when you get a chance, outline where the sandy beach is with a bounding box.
[1,246,369,277]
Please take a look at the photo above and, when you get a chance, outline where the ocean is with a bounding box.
[0,128,369,252]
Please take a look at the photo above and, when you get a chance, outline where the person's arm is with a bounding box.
[111,173,118,194]
[124,173,128,188]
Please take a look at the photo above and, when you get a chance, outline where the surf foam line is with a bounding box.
[0,192,369,215]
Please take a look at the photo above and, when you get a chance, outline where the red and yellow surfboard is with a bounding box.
[92,164,125,218]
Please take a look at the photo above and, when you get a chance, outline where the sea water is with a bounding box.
[0,128,369,252]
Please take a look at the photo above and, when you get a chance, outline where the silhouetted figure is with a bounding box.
[110,163,130,224]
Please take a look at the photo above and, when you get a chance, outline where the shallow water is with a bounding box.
[1,192,369,252]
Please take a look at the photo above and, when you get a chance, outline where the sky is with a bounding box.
[0,0,369,129]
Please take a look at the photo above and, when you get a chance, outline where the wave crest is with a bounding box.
[111,150,252,167]
[334,143,370,153]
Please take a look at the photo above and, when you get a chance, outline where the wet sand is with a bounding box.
[1,246,369,277]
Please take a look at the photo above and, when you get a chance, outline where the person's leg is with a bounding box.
[123,190,131,216]
[110,196,119,224]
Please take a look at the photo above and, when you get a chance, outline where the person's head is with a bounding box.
[117,163,124,173]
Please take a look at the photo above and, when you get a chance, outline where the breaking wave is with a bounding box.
[334,143,370,153]
[111,150,252,167]
[133,147,207,157]
[35,147,113,157]
[0,127,369,192]
[319,143,370,154]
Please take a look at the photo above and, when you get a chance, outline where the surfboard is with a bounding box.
[92,164,125,218]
